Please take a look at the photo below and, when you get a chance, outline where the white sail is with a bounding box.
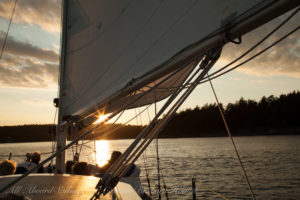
[60,0,298,120]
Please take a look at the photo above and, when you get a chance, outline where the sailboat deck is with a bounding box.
[0,174,141,200]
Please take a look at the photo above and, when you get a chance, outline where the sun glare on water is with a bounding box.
[95,140,110,167]
[93,113,111,124]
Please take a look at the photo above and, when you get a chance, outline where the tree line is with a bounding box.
[160,91,300,137]
[0,91,299,142]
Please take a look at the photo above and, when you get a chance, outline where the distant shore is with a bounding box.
[0,124,299,143]
[1,91,299,143]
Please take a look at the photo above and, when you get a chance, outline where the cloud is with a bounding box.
[0,0,61,33]
[0,31,59,62]
[219,9,300,78]
[0,30,59,88]
[0,55,58,88]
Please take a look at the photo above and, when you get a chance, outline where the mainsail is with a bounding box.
[60,0,297,121]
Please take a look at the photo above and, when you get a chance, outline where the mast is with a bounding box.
[56,0,68,174]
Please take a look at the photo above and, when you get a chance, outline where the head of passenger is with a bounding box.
[109,151,122,165]
[31,151,41,164]
[25,153,31,162]
[72,162,91,175]
[0,159,17,175]
[65,161,76,174]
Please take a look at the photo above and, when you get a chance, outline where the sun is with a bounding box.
[93,113,111,124]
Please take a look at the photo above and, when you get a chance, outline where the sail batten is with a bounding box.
[61,0,299,121]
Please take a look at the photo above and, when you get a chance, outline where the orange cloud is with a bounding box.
[0,0,61,33]
[0,31,59,88]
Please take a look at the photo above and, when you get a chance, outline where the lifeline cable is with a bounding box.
[207,72,256,200]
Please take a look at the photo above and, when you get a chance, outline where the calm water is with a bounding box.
[1,135,300,200]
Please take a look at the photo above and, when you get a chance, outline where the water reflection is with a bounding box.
[95,140,111,167]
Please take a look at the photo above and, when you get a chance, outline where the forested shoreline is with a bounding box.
[1,91,299,143]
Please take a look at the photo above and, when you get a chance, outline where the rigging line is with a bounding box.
[0,0,17,60]
[78,139,84,160]
[154,81,162,200]
[142,150,152,197]
[96,64,200,197]
[51,108,58,165]
[115,59,205,176]
[98,51,218,197]
[206,73,256,200]
[118,48,222,179]
[203,7,299,82]
[140,89,153,197]
[136,97,153,197]
[139,107,143,127]
[199,25,300,85]
[97,62,194,176]
[111,61,201,178]
[155,138,161,200]
[118,54,219,179]
[94,139,97,165]
[114,69,218,200]
[135,108,139,125]
[116,56,214,179]
[94,61,200,197]
[160,169,169,200]
[146,106,151,123]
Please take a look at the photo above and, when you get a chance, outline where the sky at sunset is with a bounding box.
[0,0,299,126]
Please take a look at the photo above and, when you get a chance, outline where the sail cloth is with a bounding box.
[61,0,267,118]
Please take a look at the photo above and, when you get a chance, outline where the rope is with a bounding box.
[142,151,152,197]
[115,61,201,176]
[205,7,299,81]
[51,108,58,166]
[0,0,18,60]
[154,82,162,200]
[93,60,201,198]
[155,138,169,200]
[156,138,162,200]
[117,54,216,179]
[94,138,97,165]
[207,73,256,200]
[199,9,300,84]
[113,50,220,190]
